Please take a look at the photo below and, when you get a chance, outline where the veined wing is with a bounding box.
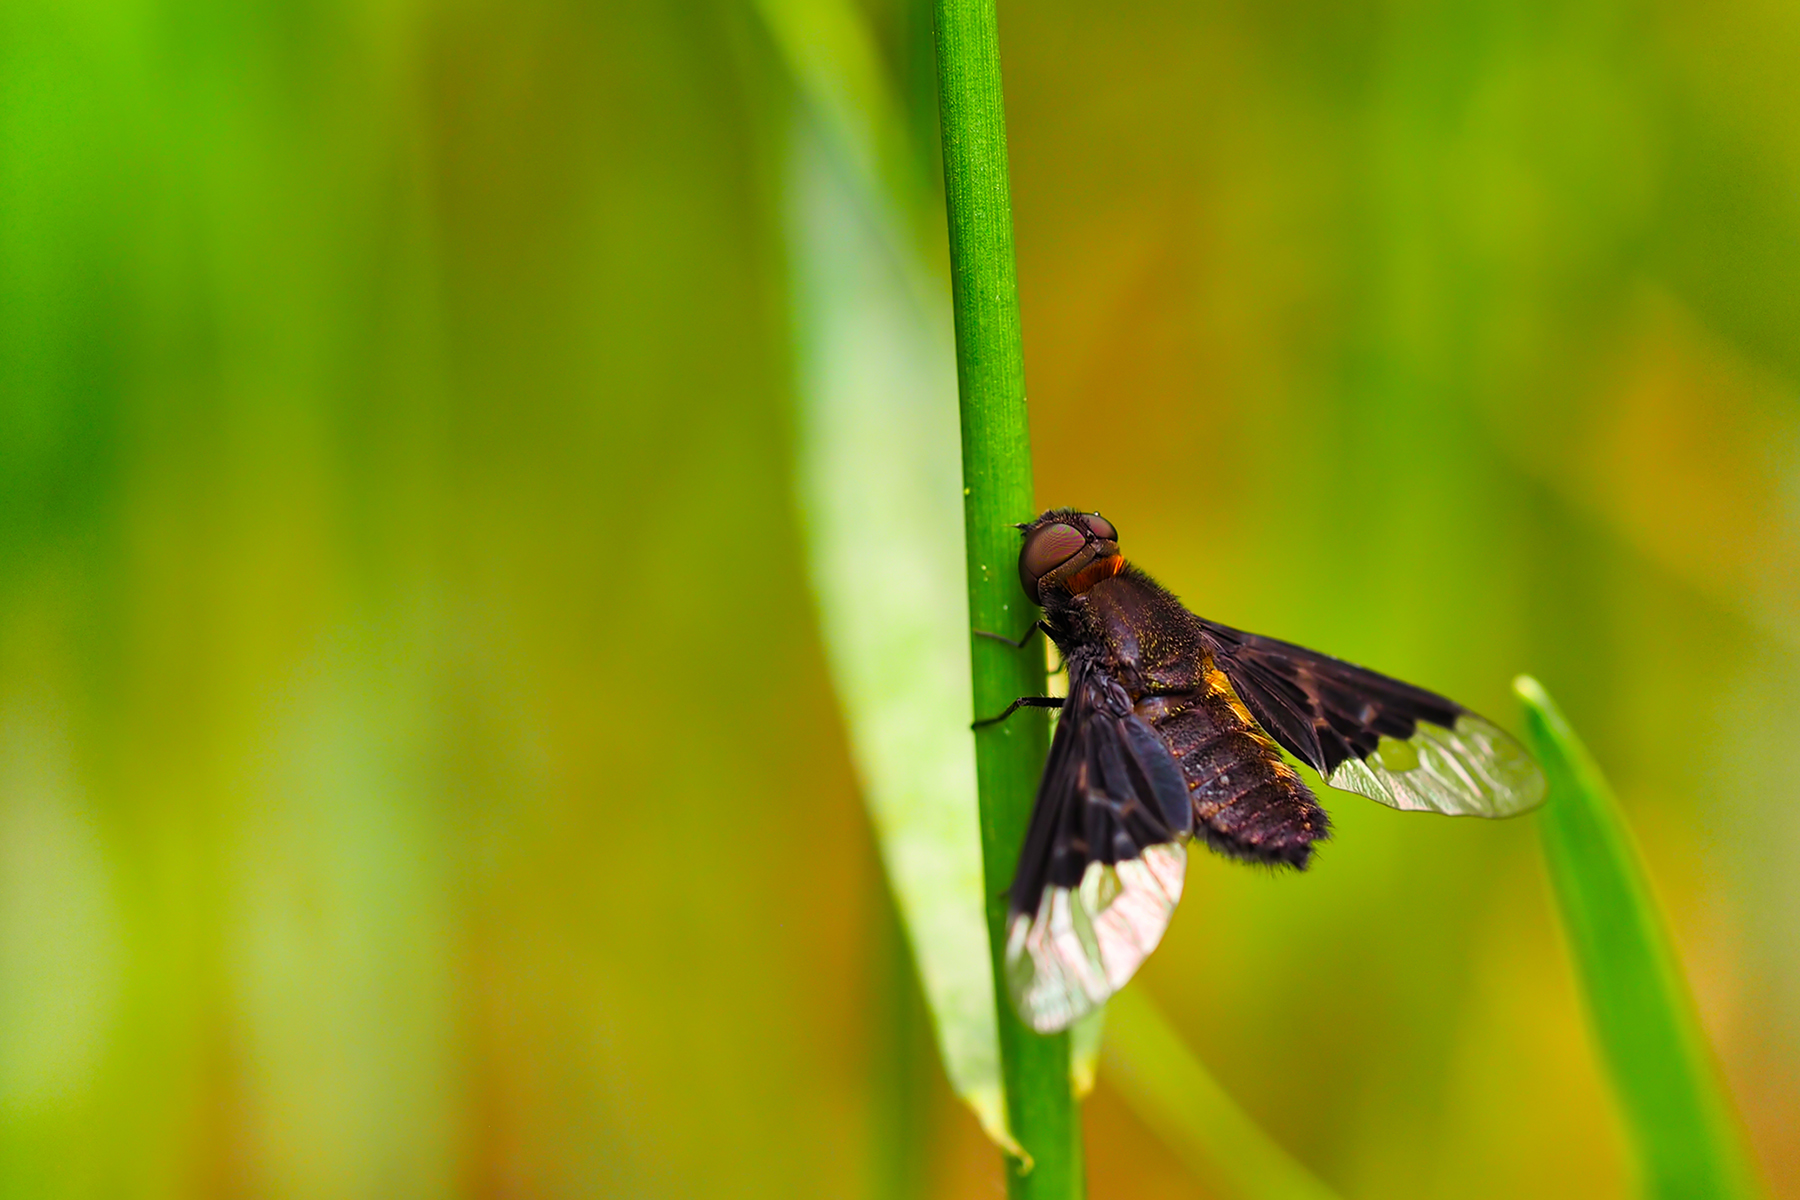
[1198,621,1545,818]
[1005,666,1192,1034]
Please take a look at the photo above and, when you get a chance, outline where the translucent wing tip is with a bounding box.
[1004,843,1187,1034]
[1328,713,1546,817]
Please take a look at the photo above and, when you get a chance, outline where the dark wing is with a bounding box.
[1198,621,1545,818]
[1004,667,1192,1034]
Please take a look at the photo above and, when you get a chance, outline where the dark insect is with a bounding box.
[981,508,1546,1033]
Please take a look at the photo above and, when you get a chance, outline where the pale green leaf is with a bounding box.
[785,108,1019,1152]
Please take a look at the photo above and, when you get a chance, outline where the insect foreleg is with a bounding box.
[971,696,1064,729]
[973,620,1049,650]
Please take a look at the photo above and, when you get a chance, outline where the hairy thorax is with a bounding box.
[1049,566,1324,867]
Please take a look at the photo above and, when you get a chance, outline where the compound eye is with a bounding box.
[1082,513,1117,542]
[1019,522,1087,601]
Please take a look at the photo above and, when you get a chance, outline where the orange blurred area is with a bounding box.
[1,0,1797,1196]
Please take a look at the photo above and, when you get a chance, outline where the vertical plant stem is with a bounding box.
[930,1,1081,1196]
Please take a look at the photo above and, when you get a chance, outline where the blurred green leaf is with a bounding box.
[753,0,940,316]
[784,105,1103,1156]
[774,0,1093,1160]
[1516,676,1764,1200]
[1103,989,1341,1200]
[785,95,1018,1155]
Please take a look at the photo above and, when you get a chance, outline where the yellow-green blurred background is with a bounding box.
[3,0,1798,1196]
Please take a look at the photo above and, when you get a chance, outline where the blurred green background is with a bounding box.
[3,0,1798,1196]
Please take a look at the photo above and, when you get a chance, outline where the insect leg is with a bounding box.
[973,620,1049,650]
[971,695,1064,729]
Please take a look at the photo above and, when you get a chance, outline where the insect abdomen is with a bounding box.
[1141,659,1329,867]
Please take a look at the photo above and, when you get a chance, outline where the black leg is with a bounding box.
[971,695,1064,729]
[973,620,1048,651]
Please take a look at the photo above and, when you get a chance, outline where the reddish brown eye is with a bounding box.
[1019,522,1087,601]
[1083,514,1117,542]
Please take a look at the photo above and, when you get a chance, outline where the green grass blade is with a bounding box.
[1103,990,1342,1200]
[1515,676,1764,1200]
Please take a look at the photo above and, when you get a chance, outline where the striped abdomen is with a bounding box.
[1135,652,1329,867]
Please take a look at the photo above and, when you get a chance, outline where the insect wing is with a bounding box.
[1005,672,1191,1034]
[1199,621,1545,818]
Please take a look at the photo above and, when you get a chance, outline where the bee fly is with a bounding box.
[979,509,1546,1033]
